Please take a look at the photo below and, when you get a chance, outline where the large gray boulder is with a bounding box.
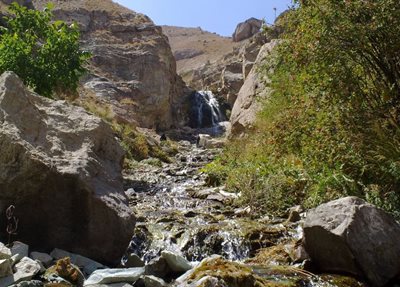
[232,18,263,42]
[303,196,400,287]
[0,72,135,264]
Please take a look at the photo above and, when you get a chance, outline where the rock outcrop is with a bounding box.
[0,72,135,264]
[232,18,263,42]
[229,41,276,137]
[303,197,400,287]
[32,0,190,130]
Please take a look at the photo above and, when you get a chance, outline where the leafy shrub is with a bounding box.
[0,3,90,97]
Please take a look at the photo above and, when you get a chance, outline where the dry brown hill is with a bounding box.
[162,25,241,82]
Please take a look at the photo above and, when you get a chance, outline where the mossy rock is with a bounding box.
[44,258,84,287]
[187,257,298,287]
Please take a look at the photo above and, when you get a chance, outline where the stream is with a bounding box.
[122,137,366,287]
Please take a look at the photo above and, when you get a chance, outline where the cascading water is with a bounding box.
[189,91,225,128]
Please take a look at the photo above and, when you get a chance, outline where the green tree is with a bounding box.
[0,3,90,97]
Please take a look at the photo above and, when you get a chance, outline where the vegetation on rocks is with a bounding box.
[0,3,90,97]
[204,0,400,217]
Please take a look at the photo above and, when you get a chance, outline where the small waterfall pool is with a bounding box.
[189,91,225,128]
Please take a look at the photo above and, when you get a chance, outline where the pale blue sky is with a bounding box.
[114,0,293,36]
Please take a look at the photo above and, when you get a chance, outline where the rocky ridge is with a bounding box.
[31,0,190,130]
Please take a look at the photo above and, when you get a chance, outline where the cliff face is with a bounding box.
[31,0,190,130]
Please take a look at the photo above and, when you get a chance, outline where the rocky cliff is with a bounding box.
[30,0,190,130]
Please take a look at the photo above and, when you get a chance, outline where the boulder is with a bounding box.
[144,257,170,280]
[229,41,276,137]
[0,72,135,264]
[303,196,400,287]
[83,267,145,286]
[11,242,29,265]
[123,253,145,268]
[0,257,41,286]
[232,18,263,42]
[160,251,192,273]
[197,134,225,149]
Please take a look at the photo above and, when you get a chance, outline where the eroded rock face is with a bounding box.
[0,72,135,264]
[232,18,263,42]
[303,196,400,287]
[32,0,190,130]
[229,41,276,137]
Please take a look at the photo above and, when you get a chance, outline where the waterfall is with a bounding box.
[189,91,224,128]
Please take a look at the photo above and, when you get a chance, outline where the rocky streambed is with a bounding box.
[2,137,400,286]
[119,139,368,287]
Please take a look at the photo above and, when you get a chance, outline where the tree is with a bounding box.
[0,3,90,98]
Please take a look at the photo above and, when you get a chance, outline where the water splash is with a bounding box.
[190,91,225,128]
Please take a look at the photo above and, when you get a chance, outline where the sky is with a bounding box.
[114,0,293,37]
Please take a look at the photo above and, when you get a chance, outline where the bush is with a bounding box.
[205,0,400,217]
[0,3,90,97]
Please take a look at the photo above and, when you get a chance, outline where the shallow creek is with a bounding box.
[122,140,365,287]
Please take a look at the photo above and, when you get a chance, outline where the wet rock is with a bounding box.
[83,267,145,286]
[0,242,12,260]
[161,251,192,273]
[45,257,85,287]
[304,196,400,287]
[0,72,135,264]
[29,252,53,267]
[143,275,167,287]
[176,256,268,287]
[11,242,29,265]
[123,254,145,268]
[0,257,41,286]
[0,258,12,277]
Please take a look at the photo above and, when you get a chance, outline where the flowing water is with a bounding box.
[122,140,366,286]
[189,91,225,128]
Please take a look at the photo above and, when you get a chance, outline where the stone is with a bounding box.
[229,41,276,137]
[29,252,53,267]
[50,249,104,275]
[303,196,400,287]
[232,18,263,42]
[9,280,44,287]
[143,275,167,287]
[0,72,135,264]
[44,257,84,287]
[123,254,144,268]
[83,267,145,286]
[34,0,190,130]
[161,251,192,273]
[144,257,170,280]
[0,258,12,278]
[0,257,41,286]
[0,242,11,260]
[11,242,29,265]
[197,134,225,149]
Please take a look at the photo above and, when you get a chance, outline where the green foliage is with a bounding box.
[0,3,90,97]
[205,0,400,217]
